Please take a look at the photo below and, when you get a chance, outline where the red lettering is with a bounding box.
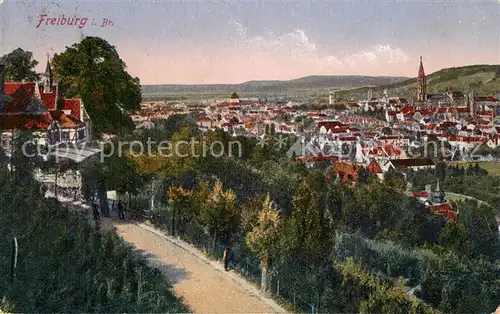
[36,14,47,28]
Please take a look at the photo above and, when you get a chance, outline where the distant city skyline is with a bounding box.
[0,0,499,84]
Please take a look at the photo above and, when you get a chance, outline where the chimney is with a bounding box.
[0,63,4,110]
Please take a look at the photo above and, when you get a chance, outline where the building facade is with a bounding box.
[0,58,91,152]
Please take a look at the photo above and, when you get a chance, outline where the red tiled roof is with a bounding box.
[299,154,339,163]
[477,110,493,116]
[49,110,83,127]
[430,203,458,222]
[0,112,52,130]
[39,85,58,110]
[367,159,383,173]
[413,191,429,197]
[197,117,212,122]
[476,96,498,102]
[2,82,37,113]
[63,99,81,121]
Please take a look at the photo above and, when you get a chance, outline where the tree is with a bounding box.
[246,194,281,293]
[51,37,140,134]
[384,168,407,191]
[439,200,500,260]
[240,194,266,235]
[167,186,195,236]
[289,182,323,258]
[357,167,376,185]
[0,48,40,81]
[199,181,240,251]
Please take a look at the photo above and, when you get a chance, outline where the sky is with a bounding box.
[0,0,499,84]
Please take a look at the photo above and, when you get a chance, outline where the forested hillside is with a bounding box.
[0,163,187,312]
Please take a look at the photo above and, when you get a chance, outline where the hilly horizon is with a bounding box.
[336,64,500,101]
[141,64,500,101]
[141,75,410,97]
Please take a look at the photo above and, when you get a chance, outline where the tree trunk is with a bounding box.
[171,206,176,236]
[212,230,217,255]
[260,251,269,294]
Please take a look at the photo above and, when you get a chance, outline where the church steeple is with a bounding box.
[43,54,53,93]
[417,56,427,101]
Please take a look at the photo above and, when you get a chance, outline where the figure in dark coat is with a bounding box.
[117,201,125,220]
[223,248,231,271]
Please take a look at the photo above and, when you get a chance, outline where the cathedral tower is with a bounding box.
[417,56,426,102]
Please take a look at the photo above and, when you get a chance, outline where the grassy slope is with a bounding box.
[337,65,500,101]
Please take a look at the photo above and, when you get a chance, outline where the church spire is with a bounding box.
[43,53,53,93]
[417,56,427,101]
[418,56,425,78]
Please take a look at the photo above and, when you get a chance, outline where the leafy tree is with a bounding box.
[167,186,195,236]
[246,194,281,293]
[240,194,266,235]
[199,181,240,251]
[360,279,436,314]
[52,37,140,134]
[289,182,325,259]
[384,168,407,191]
[439,200,499,260]
[0,48,40,81]
[357,166,377,185]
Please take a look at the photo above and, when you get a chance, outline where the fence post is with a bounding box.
[277,280,280,297]
[11,237,18,283]
[293,293,296,312]
[311,303,315,314]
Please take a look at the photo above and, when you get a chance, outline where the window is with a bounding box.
[78,128,86,140]
[62,130,70,142]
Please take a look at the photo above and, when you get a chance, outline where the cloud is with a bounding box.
[229,19,248,37]
[345,44,410,68]
[228,20,411,77]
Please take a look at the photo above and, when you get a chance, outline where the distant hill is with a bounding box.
[141,75,409,98]
[336,64,500,101]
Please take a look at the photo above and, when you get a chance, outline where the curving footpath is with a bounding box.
[111,221,287,313]
[46,193,287,313]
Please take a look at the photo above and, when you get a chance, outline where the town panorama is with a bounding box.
[0,1,499,313]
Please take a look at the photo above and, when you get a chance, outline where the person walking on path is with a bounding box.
[117,201,125,220]
[223,248,231,271]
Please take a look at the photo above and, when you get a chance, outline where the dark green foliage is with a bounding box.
[52,37,140,135]
[0,48,40,81]
[439,200,500,260]
[420,252,499,314]
[0,171,187,312]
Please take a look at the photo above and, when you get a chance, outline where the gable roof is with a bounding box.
[2,82,40,113]
[367,159,383,173]
[38,84,58,110]
[49,110,84,128]
[63,99,82,121]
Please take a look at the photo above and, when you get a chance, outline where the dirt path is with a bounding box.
[45,192,286,313]
[111,220,286,313]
